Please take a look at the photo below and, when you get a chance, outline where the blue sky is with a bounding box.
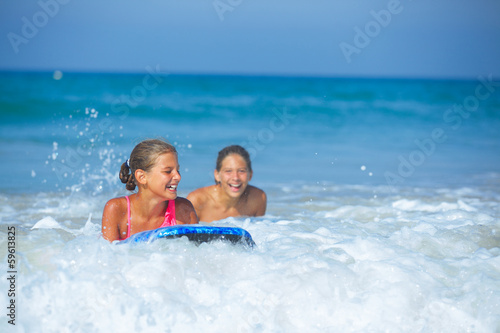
[1,0,499,79]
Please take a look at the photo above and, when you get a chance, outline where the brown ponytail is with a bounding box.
[119,162,136,191]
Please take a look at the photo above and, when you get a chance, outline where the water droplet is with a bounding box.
[53,70,63,80]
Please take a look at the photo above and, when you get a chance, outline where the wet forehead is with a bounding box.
[221,154,248,170]
[154,152,179,168]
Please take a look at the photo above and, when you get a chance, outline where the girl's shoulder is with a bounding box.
[187,185,216,204]
[105,196,125,207]
[247,185,267,200]
[175,196,195,208]
[103,196,129,213]
[245,186,267,216]
[174,196,199,224]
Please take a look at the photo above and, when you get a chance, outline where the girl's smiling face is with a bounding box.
[215,154,252,198]
[145,152,181,199]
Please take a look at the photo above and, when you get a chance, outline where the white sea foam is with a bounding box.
[1,184,499,332]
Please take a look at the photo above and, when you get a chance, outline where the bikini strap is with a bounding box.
[161,200,176,227]
[169,199,176,224]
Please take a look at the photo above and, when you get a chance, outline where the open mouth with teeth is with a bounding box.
[166,185,178,191]
[228,183,242,191]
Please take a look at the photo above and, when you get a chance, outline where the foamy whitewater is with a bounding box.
[1,72,499,332]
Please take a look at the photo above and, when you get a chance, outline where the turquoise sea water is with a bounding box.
[1,71,500,332]
[2,72,500,193]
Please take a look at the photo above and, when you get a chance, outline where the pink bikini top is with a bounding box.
[124,196,176,239]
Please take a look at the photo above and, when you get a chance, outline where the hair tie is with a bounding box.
[125,159,130,168]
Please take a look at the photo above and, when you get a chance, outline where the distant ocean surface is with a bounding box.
[1,71,499,332]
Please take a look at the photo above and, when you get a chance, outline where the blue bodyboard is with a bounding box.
[120,225,255,248]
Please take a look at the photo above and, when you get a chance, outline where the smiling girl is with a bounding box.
[102,139,198,242]
[187,145,267,222]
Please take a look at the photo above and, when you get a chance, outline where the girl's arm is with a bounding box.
[176,197,199,224]
[255,190,267,216]
[247,186,267,216]
[102,198,123,242]
[186,189,205,220]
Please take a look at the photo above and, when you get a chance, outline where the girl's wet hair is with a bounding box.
[119,139,177,191]
[215,145,252,184]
